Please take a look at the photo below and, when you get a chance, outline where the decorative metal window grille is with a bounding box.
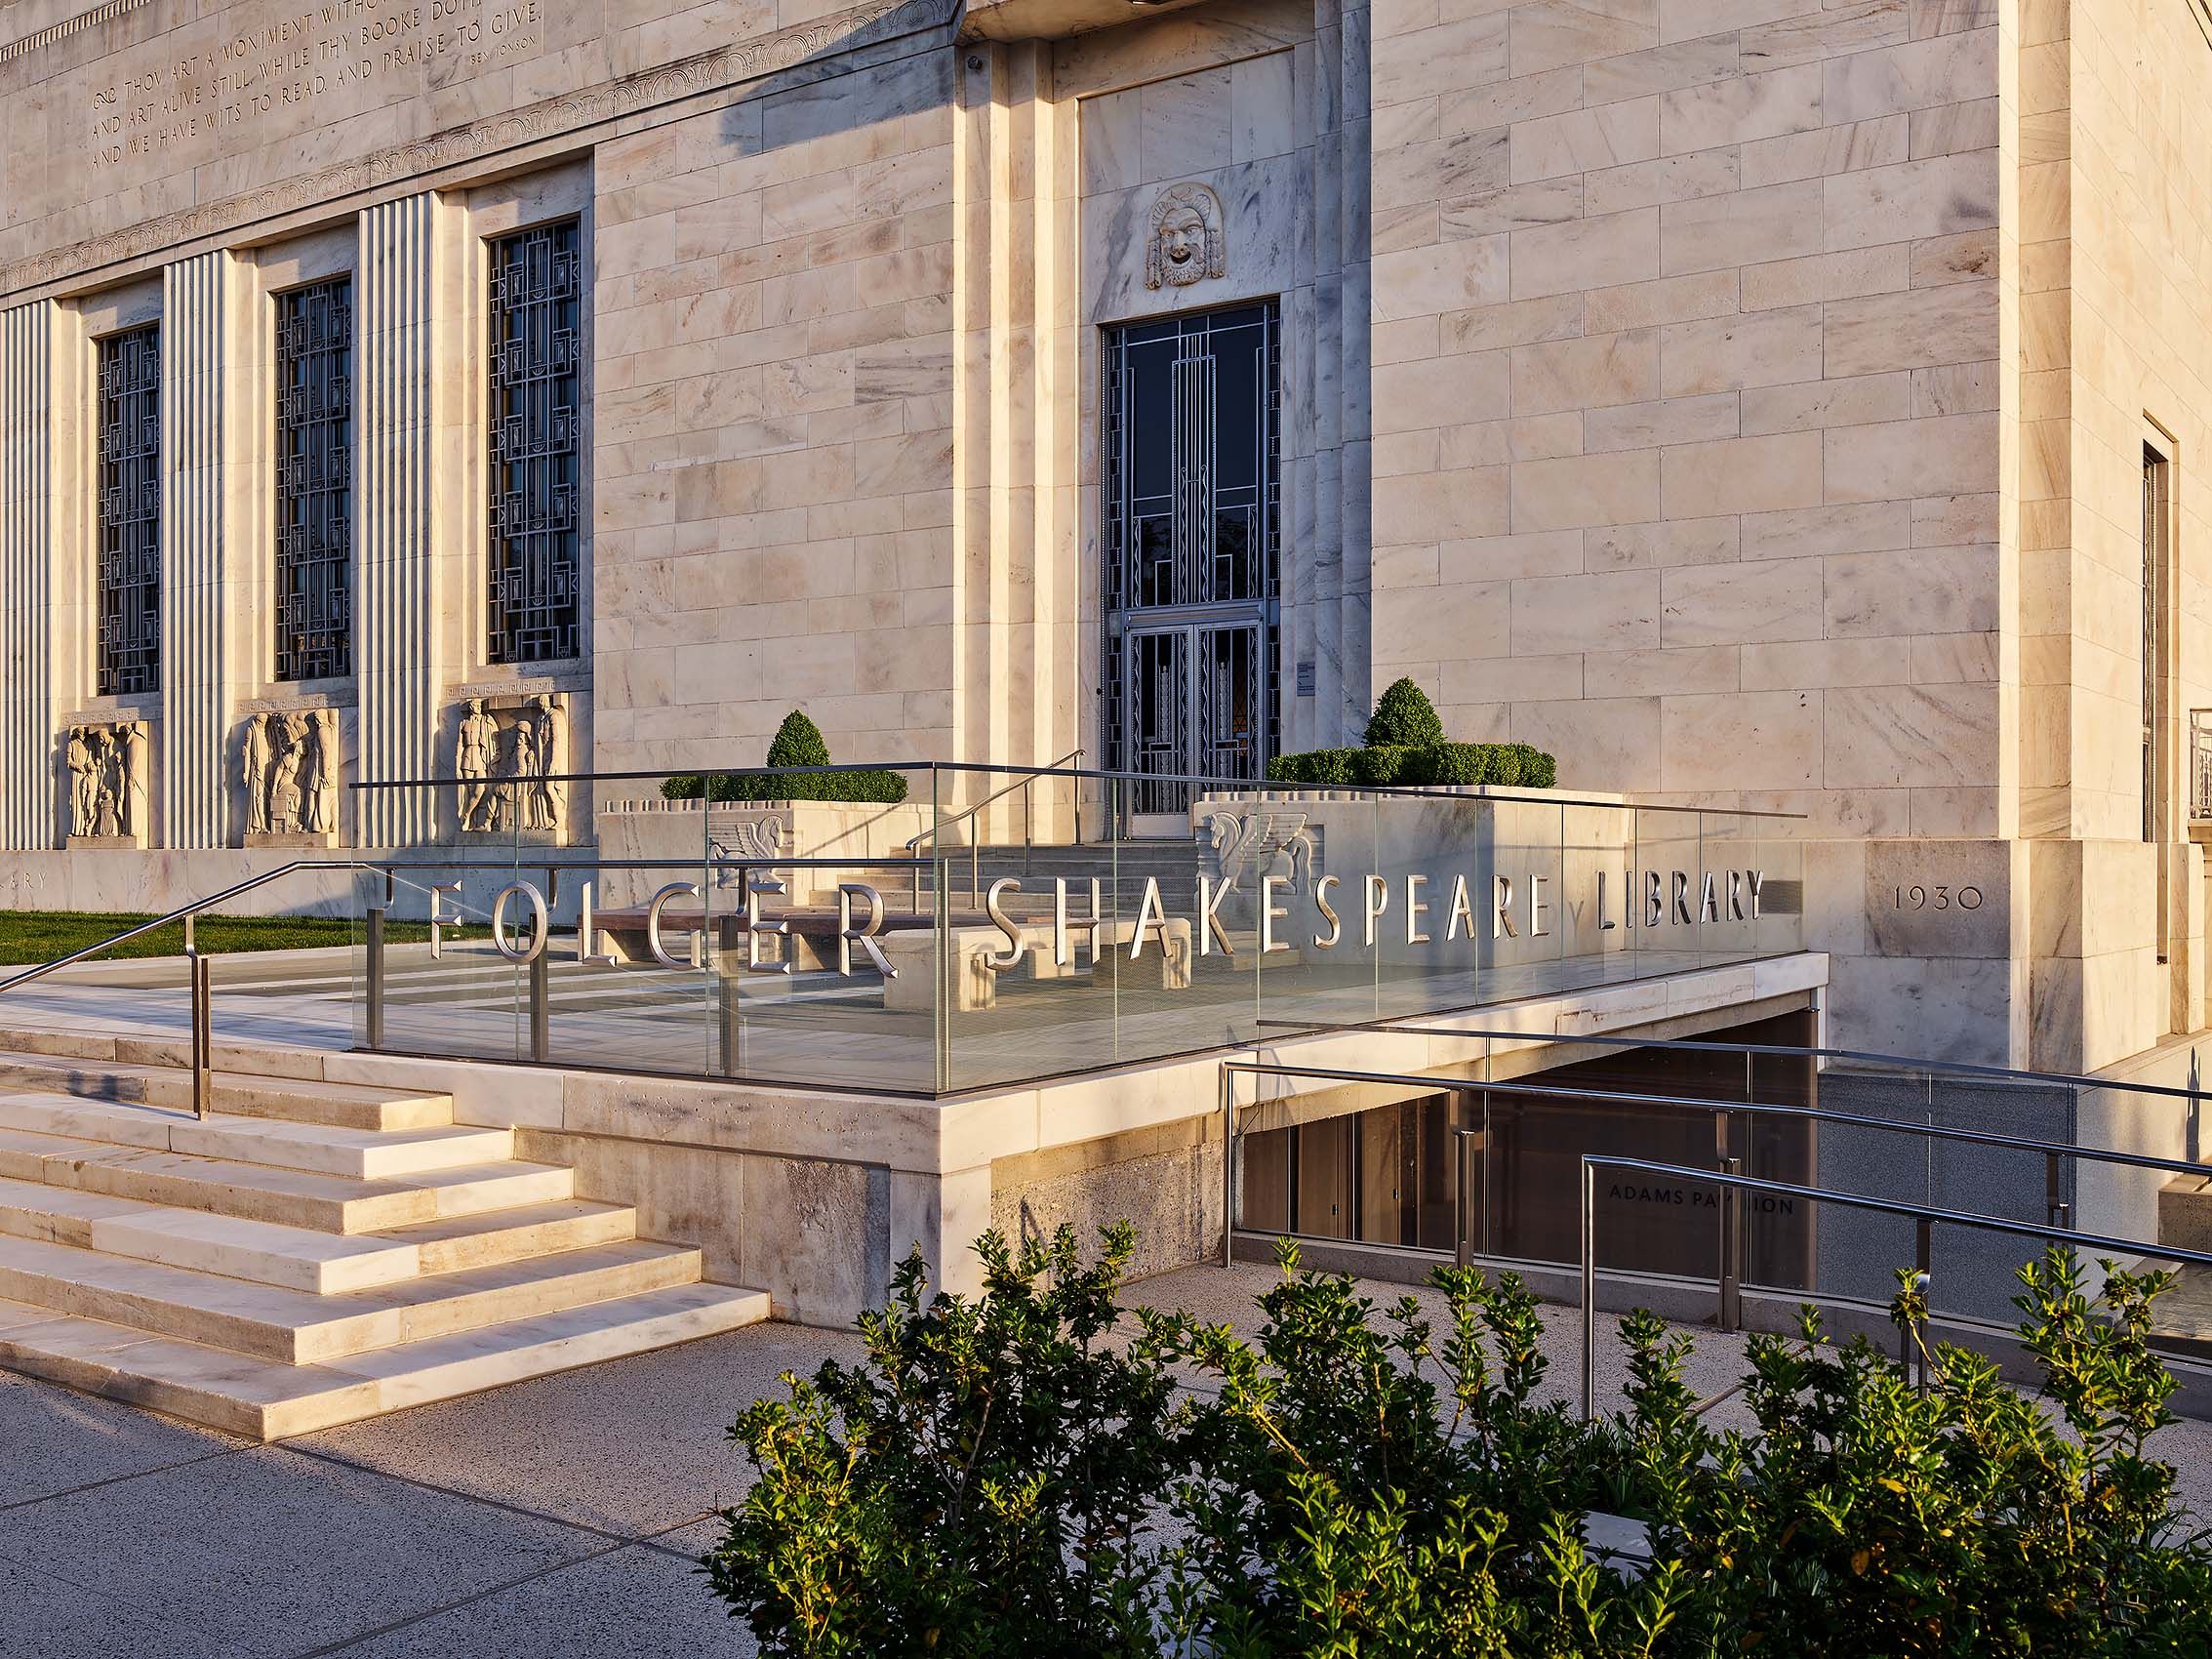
[486,220,583,665]
[1103,303,1280,813]
[96,324,161,698]
[274,276,354,681]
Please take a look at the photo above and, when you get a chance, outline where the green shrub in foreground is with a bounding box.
[704,1235,2212,1657]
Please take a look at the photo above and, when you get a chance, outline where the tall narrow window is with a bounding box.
[95,323,161,697]
[274,276,353,681]
[2144,445,2174,848]
[486,219,582,665]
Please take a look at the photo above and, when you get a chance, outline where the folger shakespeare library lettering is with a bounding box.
[433,863,1766,977]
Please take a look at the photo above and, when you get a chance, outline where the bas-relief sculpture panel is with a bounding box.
[64,719,147,844]
[241,708,340,845]
[455,691,568,837]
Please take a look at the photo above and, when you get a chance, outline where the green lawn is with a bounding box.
[0,910,446,967]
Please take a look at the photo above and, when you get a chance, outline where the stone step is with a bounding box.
[0,1232,704,1363]
[0,1127,573,1234]
[0,1177,636,1293]
[0,1281,773,1439]
[0,1050,452,1131]
[0,1092,509,1179]
[2161,1175,2212,1251]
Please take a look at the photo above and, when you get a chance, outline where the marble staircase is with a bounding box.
[0,1043,768,1437]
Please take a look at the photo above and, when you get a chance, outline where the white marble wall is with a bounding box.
[0,301,59,850]
[354,193,462,848]
[159,250,259,849]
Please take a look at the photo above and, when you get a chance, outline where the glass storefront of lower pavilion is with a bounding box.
[1235,1012,1820,1285]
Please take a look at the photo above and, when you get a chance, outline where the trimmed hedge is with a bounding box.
[1269,675,1557,791]
[1268,740,1556,790]
[661,710,910,805]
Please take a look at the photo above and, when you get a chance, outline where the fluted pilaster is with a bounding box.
[356,191,461,848]
[0,302,60,849]
[160,249,256,848]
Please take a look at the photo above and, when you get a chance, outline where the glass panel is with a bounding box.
[349,767,943,1094]
[96,324,161,697]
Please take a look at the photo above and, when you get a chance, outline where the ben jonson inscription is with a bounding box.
[426,863,1769,978]
[86,0,543,170]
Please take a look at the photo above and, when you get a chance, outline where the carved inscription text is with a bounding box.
[85,0,543,170]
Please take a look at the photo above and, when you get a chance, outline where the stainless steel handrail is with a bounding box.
[347,756,1808,817]
[905,748,1083,910]
[0,858,373,995]
[1574,1154,2212,1422]
[1251,1014,2212,1109]
[0,858,382,1119]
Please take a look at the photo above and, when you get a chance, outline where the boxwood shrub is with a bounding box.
[1268,740,1557,790]
[661,709,909,805]
[1269,676,1557,791]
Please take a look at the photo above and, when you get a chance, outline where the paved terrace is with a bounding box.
[7,1261,2212,1658]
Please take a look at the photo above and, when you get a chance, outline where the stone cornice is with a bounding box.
[0,0,158,65]
[0,0,947,301]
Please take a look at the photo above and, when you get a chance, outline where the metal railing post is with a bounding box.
[528,946,550,1063]
[2045,1150,2069,1232]
[1221,1066,1235,1268]
[1911,1218,1932,1395]
[189,949,213,1120]
[365,905,386,1049]
[1580,1157,1596,1424]
[1480,1087,1492,1260]
[1453,1112,1471,1269]
[718,972,742,1078]
[1718,1154,1743,1333]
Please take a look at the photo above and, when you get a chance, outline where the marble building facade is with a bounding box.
[0,0,2205,1081]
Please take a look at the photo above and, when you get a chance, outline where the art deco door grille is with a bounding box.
[274,276,354,682]
[1103,302,1279,816]
[487,219,583,665]
[96,323,162,698]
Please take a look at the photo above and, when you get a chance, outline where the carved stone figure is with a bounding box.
[457,698,497,831]
[66,729,96,838]
[1145,182,1227,290]
[243,715,271,835]
[306,709,339,834]
[101,731,126,835]
[522,694,565,832]
[270,714,307,832]
[1203,807,1316,896]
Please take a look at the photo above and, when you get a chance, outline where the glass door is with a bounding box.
[1104,302,1279,830]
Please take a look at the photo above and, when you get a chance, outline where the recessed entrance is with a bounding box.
[1102,301,1279,829]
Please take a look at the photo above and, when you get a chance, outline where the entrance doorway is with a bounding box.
[1103,302,1279,829]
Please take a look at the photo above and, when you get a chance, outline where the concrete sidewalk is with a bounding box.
[6,1263,2212,1656]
